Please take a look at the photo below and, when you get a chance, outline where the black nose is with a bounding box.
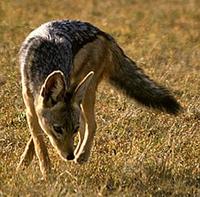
[66,153,75,160]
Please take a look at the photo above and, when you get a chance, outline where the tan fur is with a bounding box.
[18,26,181,178]
[18,35,111,177]
[72,36,110,163]
[18,82,51,178]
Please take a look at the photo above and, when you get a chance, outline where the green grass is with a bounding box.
[0,0,200,196]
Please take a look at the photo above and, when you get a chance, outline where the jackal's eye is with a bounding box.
[53,125,63,135]
[73,125,79,134]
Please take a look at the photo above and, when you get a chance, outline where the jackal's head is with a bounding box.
[36,70,94,161]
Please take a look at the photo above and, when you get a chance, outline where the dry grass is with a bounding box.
[0,0,200,196]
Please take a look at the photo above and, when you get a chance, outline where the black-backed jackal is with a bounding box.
[18,20,181,178]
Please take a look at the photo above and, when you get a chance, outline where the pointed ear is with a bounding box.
[41,71,66,106]
[73,71,94,105]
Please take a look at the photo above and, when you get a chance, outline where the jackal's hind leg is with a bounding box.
[17,137,35,170]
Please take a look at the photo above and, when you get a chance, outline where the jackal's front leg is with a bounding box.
[18,91,51,178]
[74,87,97,164]
[27,111,51,178]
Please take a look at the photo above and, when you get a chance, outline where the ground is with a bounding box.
[0,0,199,196]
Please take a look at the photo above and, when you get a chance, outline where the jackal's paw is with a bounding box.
[74,152,90,164]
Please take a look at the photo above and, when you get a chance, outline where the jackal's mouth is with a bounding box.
[59,151,75,161]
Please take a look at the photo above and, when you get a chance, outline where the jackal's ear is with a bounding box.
[73,71,94,105]
[41,71,66,106]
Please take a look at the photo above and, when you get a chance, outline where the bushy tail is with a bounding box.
[107,40,181,114]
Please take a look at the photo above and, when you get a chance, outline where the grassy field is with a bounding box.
[0,0,200,196]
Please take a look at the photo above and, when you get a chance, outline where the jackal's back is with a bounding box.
[19,20,110,94]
